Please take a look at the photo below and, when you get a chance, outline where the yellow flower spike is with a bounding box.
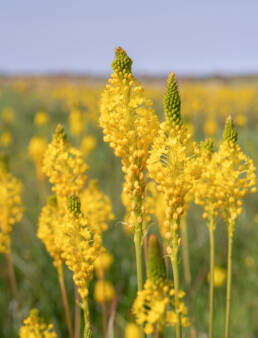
[43,124,88,209]
[100,48,159,315]
[37,195,63,267]
[19,309,57,338]
[0,154,24,254]
[94,279,115,303]
[125,322,141,338]
[58,194,102,300]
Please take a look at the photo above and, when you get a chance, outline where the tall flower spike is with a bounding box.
[164,72,181,127]
[223,116,238,144]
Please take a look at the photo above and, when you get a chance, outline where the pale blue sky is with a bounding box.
[1,0,258,75]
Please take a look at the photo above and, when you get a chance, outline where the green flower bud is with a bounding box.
[111,47,132,74]
[200,138,214,154]
[54,124,67,141]
[67,195,81,216]
[223,116,238,144]
[147,234,166,284]
[164,72,181,126]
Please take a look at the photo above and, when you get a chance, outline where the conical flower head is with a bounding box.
[164,72,181,127]
[111,47,133,74]
[147,234,166,284]
[223,116,238,144]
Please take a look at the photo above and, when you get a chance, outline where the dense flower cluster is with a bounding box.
[100,47,159,232]
[19,309,57,338]
[43,124,88,208]
[81,180,114,233]
[58,195,102,299]
[0,157,24,253]
[37,196,63,267]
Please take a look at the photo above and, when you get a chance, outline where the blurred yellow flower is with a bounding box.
[2,107,14,124]
[203,117,218,136]
[94,280,115,303]
[235,114,247,127]
[34,111,49,126]
[125,323,141,338]
[0,131,12,147]
[80,135,97,156]
[208,266,226,287]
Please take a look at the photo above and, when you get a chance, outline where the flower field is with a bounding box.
[0,48,257,338]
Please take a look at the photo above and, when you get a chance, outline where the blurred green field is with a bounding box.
[0,76,257,338]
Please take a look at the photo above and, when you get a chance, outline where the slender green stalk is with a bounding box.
[225,226,234,338]
[74,287,81,338]
[6,250,22,323]
[57,264,74,338]
[134,229,145,338]
[208,216,215,338]
[171,248,182,338]
[134,230,144,291]
[83,298,92,338]
[181,216,191,287]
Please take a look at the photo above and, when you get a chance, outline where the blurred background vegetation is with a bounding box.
[0,75,257,337]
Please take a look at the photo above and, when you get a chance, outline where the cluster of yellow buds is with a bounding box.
[147,73,200,253]
[28,136,48,182]
[81,180,114,233]
[132,235,189,334]
[58,195,102,299]
[19,309,57,338]
[43,124,88,209]
[0,154,24,253]
[37,195,63,267]
[100,47,159,232]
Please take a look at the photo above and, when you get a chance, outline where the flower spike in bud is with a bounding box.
[53,123,67,141]
[147,234,166,284]
[164,72,181,126]
[111,47,132,74]
[200,138,214,154]
[223,116,238,144]
[67,195,81,216]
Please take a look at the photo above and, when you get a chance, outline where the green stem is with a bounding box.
[225,227,234,338]
[181,216,191,287]
[208,216,215,338]
[171,248,182,338]
[134,230,145,338]
[83,298,92,338]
